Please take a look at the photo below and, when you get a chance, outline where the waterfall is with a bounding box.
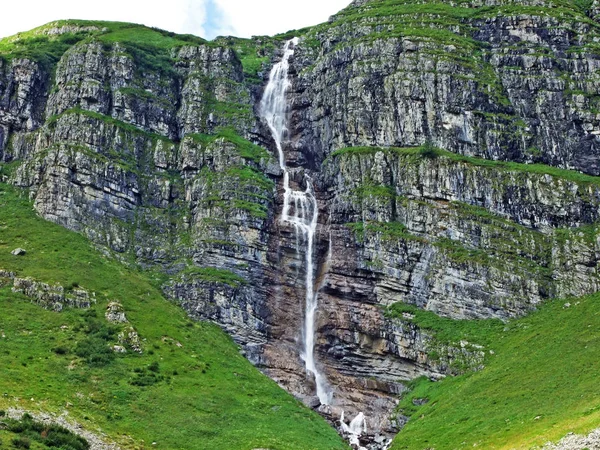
[341,412,368,448]
[260,38,332,406]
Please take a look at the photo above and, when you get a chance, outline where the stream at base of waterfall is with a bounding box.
[260,38,392,450]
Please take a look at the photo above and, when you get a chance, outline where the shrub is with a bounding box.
[75,337,114,367]
[73,311,118,366]
[419,141,439,159]
[11,437,30,449]
[5,415,89,449]
[130,372,164,387]
[44,424,89,450]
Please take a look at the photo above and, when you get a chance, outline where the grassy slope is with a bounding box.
[389,296,600,449]
[0,19,273,84]
[331,145,600,187]
[0,180,347,450]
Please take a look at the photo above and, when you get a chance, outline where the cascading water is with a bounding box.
[260,39,382,450]
[260,38,332,406]
[341,412,368,449]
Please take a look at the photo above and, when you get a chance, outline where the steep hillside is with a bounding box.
[387,297,600,449]
[0,180,347,449]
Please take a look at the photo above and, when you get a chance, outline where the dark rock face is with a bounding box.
[4,3,600,439]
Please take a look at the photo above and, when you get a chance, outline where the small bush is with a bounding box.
[11,437,30,449]
[130,372,164,387]
[44,424,89,449]
[52,346,69,355]
[419,141,439,159]
[74,312,118,366]
[129,364,164,386]
[75,337,114,367]
[5,415,89,450]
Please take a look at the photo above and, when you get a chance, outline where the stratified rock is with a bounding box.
[105,302,128,323]
[11,277,95,310]
[4,5,600,438]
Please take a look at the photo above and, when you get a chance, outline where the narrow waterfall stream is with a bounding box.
[260,38,332,406]
[260,39,377,450]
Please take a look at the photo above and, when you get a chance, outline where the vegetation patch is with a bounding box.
[1,413,89,450]
[73,310,118,367]
[180,266,247,288]
[0,32,88,71]
[391,293,600,449]
[0,181,347,450]
[330,144,600,187]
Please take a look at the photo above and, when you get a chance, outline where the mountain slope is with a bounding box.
[0,180,348,450]
[2,2,600,448]
[387,296,600,449]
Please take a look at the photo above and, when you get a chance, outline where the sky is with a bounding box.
[0,0,352,40]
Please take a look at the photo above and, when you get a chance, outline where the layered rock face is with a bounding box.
[292,0,600,173]
[3,2,600,441]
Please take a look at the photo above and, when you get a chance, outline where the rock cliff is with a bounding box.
[3,1,600,443]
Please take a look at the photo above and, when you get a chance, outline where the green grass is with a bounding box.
[331,144,600,187]
[0,33,88,71]
[180,266,247,288]
[219,36,276,83]
[187,128,272,165]
[0,20,210,78]
[387,303,504,348]
[0,181,347,450]
[390,294,600,449]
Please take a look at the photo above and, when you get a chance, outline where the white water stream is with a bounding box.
[261,39,372,448]
[341,412,368,448]
[260,38,332,406]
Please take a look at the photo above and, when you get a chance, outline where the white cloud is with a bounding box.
[210,0,352,38]
[0,0,352,40]
[0,0,206,39]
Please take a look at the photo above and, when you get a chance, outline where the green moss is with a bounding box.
[181,266,246,287]
[331,144,600,187]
